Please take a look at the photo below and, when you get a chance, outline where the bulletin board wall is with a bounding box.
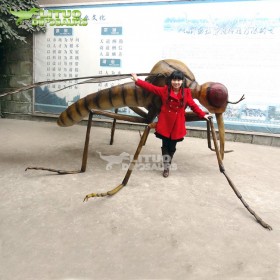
[33,0,280,133]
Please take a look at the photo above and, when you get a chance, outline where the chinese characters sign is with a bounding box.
[33,0,280,133]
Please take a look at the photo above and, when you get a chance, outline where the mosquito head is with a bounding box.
[206,83,228,108]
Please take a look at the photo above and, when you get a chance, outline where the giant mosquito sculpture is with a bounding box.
[2,59,272,230]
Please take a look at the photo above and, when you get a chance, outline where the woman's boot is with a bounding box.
[161,147,170,178]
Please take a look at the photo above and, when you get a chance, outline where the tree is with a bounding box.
[0,0,44,43]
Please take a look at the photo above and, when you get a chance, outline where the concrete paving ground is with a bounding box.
[0,118,279,280]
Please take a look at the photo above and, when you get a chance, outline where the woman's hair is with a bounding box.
[168,70,185,82]
[166,70,186,107]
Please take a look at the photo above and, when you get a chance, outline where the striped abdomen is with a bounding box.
[58,59,199,127]
[57,82,157,127]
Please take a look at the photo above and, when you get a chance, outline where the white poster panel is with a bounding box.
[33,0,280,133]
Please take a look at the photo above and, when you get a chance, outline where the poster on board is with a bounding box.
[33,0,280,133]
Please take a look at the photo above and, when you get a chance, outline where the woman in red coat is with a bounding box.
[131,70,211,177]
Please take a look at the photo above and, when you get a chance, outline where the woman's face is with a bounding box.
[171,79,183,90]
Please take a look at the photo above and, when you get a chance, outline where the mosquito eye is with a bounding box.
[206,83,228,107]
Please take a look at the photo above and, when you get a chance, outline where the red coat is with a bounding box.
[136,79,206,140]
